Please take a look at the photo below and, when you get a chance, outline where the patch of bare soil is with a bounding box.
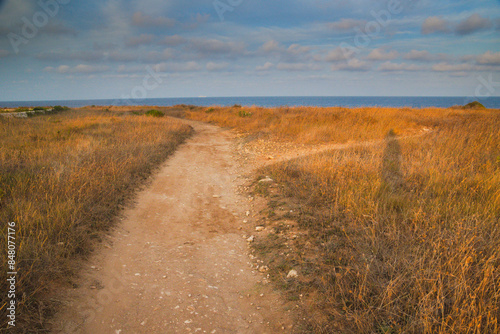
[49,120,293,333]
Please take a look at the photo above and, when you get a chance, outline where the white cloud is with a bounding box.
[117,65,147,73]
[328,19,367,31]
[476,51,500,65]
[125,34,154,47]
[143,48,175,62]
[188,38,246,56]
[132,11,176,27]
[183,13,210,30]
[455,14,492,35]
[107,51,139,62]
[422,16,451,34]
[378,62,422,71]
[160,35,186,46]
[367,48,399,61]
[260,40,283,53]
[0,0,35,26]
[44,64,109,74]
[258,41,311,62]
[36,51,104,62]
[422,14,493,36]
[403,50,450,62]
[287,44,311,56]
[276,63,319,71]
[44,65,66,74]
[331,59,371,71]
[256,62,274,71]
[41,23,77,36]
[206,62,229,71]
[325,48,347,62]
[74,64,110,74]
[100,0,133,37]
[432,62,475,72]
[404,50,432,61]
[152,61,201,72]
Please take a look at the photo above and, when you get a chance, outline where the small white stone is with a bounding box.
[255,226,264,232]
[258,176,274,183]
[247,235,255,242]
[287,270,298,278]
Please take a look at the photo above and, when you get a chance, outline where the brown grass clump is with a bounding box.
[0,108,193,331]
[188,106,500,333]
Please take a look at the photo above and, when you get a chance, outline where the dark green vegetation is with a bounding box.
[145,109,165,117]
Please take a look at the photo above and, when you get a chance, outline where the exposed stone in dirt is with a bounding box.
[287,270,299,279]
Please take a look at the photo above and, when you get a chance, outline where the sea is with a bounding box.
[2,96,500,109]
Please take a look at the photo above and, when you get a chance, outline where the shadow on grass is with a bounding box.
[381,129,403,192]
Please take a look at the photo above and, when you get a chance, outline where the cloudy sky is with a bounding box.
[0,0,499,101]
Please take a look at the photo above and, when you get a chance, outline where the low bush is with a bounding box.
[464,101,486,109]
[52,105,70,112]
[145,109,165,117]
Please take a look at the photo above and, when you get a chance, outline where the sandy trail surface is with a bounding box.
[51,120,292,334]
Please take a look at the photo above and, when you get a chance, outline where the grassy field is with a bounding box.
[187,106,500,333]
[0,107,193,330]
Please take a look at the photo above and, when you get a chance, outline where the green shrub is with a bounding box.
[33,107,46,111]
[53,105,70,112]
[464,101,486,109]
[145,109,165,117]
[238,109,252,117]
[205,108,216,113]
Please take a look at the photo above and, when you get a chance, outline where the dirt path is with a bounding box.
[240,128,433,167]
[50,120,292,334]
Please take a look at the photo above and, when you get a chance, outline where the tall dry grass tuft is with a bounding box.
[0,108,193,330]
[188,105,500,333]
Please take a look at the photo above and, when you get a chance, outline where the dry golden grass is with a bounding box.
[0,108,192,330]
[188,106,500,333]
[186,105,446,144]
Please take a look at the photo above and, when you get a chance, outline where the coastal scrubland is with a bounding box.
[1,103,498,333]
[187,105,500,333]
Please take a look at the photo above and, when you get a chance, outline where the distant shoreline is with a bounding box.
[2,96,500,109]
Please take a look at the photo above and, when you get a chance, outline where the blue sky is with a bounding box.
[0,0,499,101]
